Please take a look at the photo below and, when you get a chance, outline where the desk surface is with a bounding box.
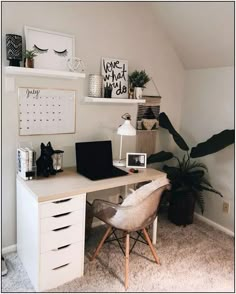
[17,167,166,203]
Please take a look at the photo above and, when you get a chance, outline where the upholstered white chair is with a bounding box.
[90,177,170,289]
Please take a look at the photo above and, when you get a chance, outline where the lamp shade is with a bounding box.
[117,120,136,136]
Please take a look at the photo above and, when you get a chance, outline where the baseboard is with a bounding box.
[2,244,17,255]
[194,213,234,237]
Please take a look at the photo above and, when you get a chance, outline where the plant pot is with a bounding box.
[168,191,195,226]
[25,58,34,68]
[134,87,143,99]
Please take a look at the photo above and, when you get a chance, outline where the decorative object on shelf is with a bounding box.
[136,97,160,130]
[6,34,22,67]
[88,74,103,97]
[148,112,235,226]
[101,57,128,99]
[18,87,76,135]
[17,143,37,180]
[67,57,85,73]
[104,83,113,98]
[24,49,37,68]
[126,152,147,169]
[36,142,57,177]
[24,26,75,71]
[129,70,150,99]
[52,149,64,172]
[136,96,161,157]
[113,113,136,167]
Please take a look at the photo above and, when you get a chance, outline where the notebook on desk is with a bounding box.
[75,140,128,180]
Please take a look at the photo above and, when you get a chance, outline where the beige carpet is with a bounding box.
[2,215,234,292]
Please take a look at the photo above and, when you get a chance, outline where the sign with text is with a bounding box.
[101,58,128,99]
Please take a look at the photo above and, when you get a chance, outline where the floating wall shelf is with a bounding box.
[5,66,86,80]
[84,97,146,104]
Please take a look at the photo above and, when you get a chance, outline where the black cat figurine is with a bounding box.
[36,142,57,177]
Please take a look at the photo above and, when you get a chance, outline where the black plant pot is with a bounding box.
[168,191,195,226]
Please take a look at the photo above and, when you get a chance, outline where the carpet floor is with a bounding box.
[1,215,234,292]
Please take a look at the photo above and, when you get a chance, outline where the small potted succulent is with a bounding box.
[24,49,37,68]
[129,70,150,99]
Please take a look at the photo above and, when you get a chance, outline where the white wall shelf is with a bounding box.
[84,97,146,104]
[5,66,86,80]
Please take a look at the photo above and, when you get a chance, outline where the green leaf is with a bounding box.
[159,113,189,151]
[197,185,223,197]
[185,160,208,172]
[147,151,174,164]
[192,190,204,214]
[190,129,235,158]
[200,177,213,188]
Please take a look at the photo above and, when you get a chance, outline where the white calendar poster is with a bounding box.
[18,87,76,135]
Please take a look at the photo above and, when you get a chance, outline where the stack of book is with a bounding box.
[17,147,36,180]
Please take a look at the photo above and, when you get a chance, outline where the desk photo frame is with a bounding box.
[126,152,147,169]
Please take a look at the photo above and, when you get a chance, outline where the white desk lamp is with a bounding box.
[113,113,136,167]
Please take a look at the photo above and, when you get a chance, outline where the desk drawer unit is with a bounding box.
[38,194,86,290]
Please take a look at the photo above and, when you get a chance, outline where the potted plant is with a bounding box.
[148,112,234,226]
[24,49,37,68]
[129,70,150,99]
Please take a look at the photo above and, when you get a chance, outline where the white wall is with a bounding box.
[2,2,185,247]
[180,67,234,232]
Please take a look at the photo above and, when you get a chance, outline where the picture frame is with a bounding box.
[126,153,147,169]
[24,26,75,71]
[101,57,128,99]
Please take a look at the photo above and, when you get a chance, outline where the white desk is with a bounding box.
[16,167,166,291]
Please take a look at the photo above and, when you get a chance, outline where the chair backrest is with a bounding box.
[109,177,169,231]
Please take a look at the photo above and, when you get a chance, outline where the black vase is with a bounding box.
[6,34,22,67]
[168,191,196,226]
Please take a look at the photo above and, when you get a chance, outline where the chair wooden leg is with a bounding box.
[90,226,112,261]
[143,228,160,264]
[125,233,129,290]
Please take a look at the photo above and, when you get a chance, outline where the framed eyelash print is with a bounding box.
[24,26,75,71]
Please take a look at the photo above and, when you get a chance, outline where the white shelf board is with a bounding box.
[5,66,86,79]
[84,97,146,104]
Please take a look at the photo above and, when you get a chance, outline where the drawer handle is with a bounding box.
[52,198,72,204]
[53,212,71,218]
[52,244,71,251]
[52,263,70,271]
[53,225,71,232]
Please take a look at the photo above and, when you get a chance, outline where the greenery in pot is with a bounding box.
[24,49,37,60]
[24,49,37,68]
[148,112,234,225]
[129,70,150,88]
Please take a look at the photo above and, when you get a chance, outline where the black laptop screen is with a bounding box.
[75,141,113,177]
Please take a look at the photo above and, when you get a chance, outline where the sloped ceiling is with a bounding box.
[152,2,234,69]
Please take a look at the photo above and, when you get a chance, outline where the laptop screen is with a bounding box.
[75,141,113,177]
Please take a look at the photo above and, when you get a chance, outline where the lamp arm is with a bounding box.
[119,135,123,161]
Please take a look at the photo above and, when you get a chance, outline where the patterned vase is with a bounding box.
[6,34,22,67]
[88,74,103,97]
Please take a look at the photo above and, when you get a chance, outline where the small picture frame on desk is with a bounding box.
[126,153,147,169]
